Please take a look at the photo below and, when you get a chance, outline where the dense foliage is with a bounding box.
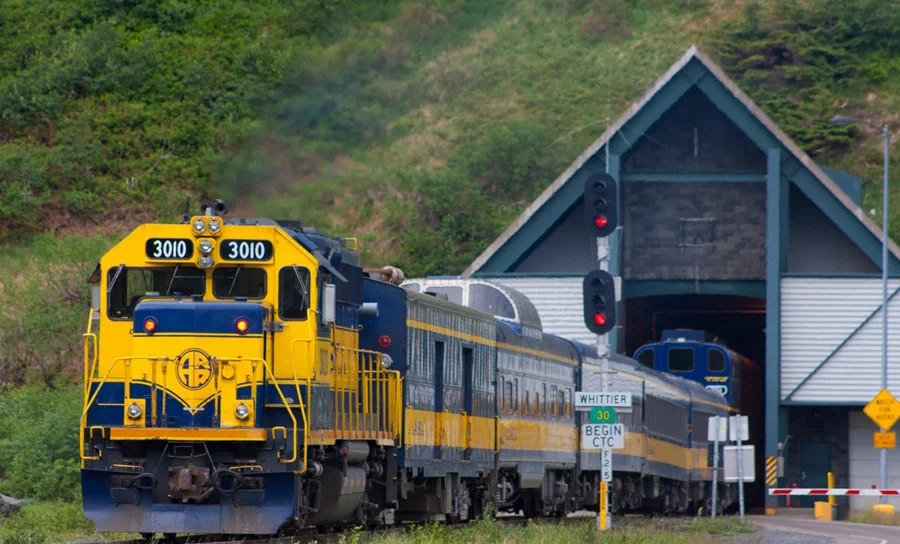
[0,0,392,236]
[0,383,83,502]
[713,0,900,235]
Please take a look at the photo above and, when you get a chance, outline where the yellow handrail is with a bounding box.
[80,356,174,464]
[287,350,311,473]
[80,354,301,468]
[82,309,98,399]
[218,357,298,465]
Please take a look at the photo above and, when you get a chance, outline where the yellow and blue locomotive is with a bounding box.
[81,204,403,535]
[80,206,738,537]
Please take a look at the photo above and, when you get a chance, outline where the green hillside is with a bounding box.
[3,0,899,275]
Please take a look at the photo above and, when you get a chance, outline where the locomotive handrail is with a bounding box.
[80,355,176,464]
[82,309,99,399]
[333,345,401,441]
[80,354,301,468]
[287,347,311,474]
[216,357,299,466]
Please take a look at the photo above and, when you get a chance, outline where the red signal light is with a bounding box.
[593,313,607,326]
[235,317,250,335]
[594,216,609,229]
[378,335,392,349]
[143,317,158,335]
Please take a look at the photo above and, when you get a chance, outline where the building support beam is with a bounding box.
[765,148,786,509]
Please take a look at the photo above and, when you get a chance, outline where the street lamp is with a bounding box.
[832,114,890,499]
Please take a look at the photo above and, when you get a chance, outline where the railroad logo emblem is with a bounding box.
[705,385,728,397]
[176,349,214,390]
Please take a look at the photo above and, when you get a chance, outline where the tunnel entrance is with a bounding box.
[624,294,767,511]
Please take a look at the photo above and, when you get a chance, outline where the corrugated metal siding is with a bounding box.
[781,277,900,403]
[485,277,594,344]
[848,411,900,511]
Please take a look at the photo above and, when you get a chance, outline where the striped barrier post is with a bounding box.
[770,489,900,496]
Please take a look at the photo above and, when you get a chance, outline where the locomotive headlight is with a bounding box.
[192,218,207,234]
[198,256,215,269]
[235,403,250,420]
[127,403,143,419]
[381,354,393,369]
[207,219,221,235]
[198,239,214,255]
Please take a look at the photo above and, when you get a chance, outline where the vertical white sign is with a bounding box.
[708,416,727,442]
[601,449,613,482]
[729,415,749,442]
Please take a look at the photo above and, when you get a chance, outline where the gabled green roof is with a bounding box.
[464,45,900,276]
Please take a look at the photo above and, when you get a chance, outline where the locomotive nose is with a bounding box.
[131,299,267,427]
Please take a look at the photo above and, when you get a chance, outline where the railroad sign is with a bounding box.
[864,389,900,431]
[728,415,749,442]
[601,449,613,482]
[707,416,727,442]
[581,423,625,450]
[575,392,632,411]
[589,406,617,424]
[875,432,896,449]
[723,445,756,482]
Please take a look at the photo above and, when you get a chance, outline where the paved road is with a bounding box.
[745,515,900,543]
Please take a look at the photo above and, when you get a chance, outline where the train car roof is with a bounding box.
[400,277,543,334]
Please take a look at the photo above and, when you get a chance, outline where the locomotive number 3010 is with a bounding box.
[220,239,274,261]
[145,238,194,260]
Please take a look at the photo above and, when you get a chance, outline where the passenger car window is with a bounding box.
[425,286,463,305]
[213,267,266,299]
[469,284,515,319]
[668,347,694,372]
[708,349,726,372]
[107,266,205,320]
[279,266,311,320]
[637,349,655,368]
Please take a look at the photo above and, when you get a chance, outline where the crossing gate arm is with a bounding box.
[770,489,900,496]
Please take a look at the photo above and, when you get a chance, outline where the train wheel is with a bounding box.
[140,533,154,542]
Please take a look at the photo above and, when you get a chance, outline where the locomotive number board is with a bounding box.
[146,238,194,260]
[220,239,274,261]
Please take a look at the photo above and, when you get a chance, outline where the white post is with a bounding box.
[737,424,745,522]
[711,416,719,519]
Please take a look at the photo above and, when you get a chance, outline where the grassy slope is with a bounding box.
[3,1,899,275]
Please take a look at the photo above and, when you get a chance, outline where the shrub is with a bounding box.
[0,383,83,501]
[0,233,113,386]
[0,501,94,543]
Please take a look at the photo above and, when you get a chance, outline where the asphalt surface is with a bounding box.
[743,514,900,544]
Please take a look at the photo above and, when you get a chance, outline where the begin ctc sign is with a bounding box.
[582,423,624,450]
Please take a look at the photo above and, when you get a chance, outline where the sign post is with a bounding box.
[708,416,727,518]
[599,481,608,530]
[729,415,750,522]
[864,388,900,504]
[579,392,629,531]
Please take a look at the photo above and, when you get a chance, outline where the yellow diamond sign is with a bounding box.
[864,389,900,431]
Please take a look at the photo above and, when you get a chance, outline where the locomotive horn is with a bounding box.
[200,199,228,217]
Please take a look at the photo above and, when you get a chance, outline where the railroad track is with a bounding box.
[74,515,591,544]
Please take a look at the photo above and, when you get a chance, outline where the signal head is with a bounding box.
[584,173,618,238]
